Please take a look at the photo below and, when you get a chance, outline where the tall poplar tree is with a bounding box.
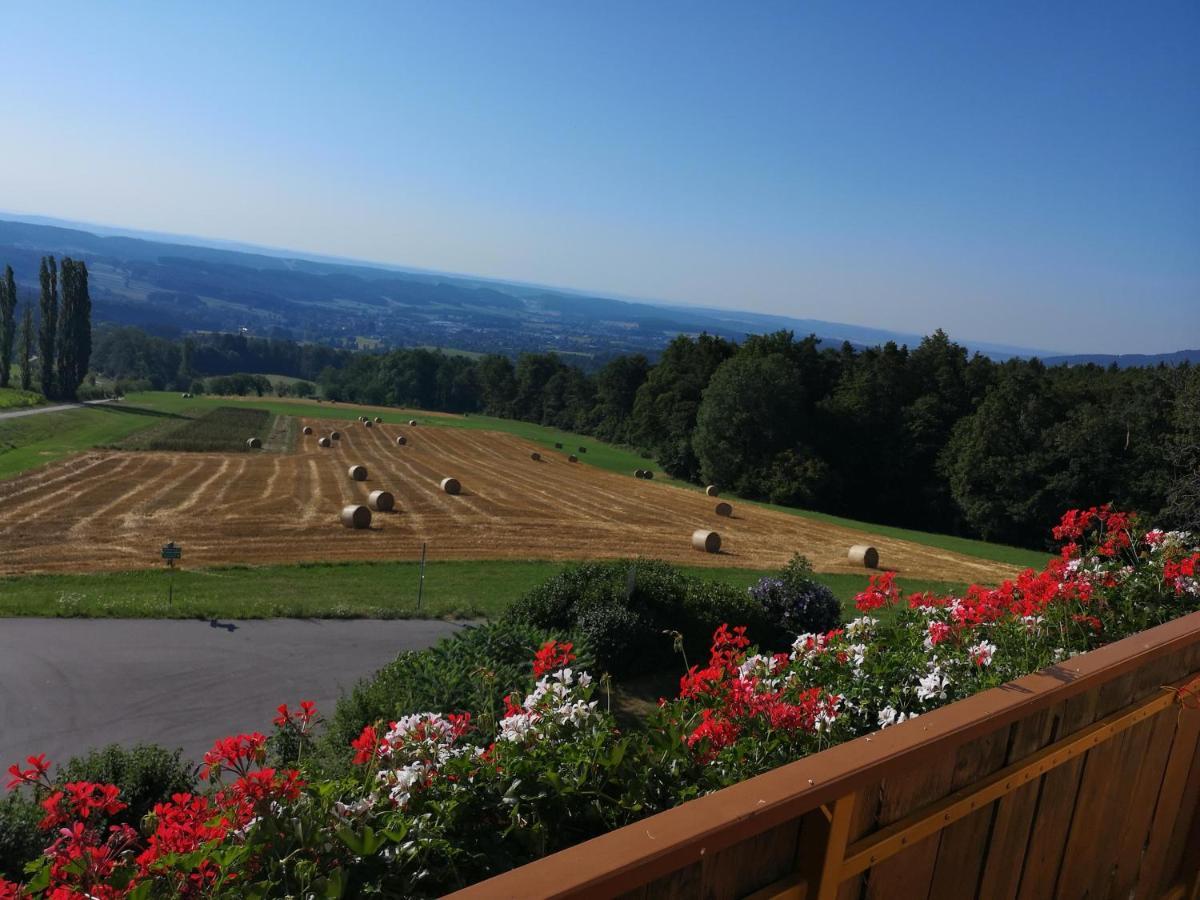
[56,258,92,399]
[19,304,33,391]
[0,265,15,388]
[37,257,58,399]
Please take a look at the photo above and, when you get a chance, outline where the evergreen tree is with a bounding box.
[55,258,92,399]
[37,257,58,398]
[19,304,33,391]
[0,265,15,388]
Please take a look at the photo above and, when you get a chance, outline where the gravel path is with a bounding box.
[0,617,469,766]
[0,399,112,421]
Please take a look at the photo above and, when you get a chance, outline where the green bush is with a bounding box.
[504,559,770,675]
[320,621,592,772]
[55,744,197,827]
[0,744,194,881]
[0,794,41,881]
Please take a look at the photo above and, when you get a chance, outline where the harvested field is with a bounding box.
[0,420,1022,582]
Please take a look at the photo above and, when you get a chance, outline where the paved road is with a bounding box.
[0,618,469,767]
[0,399,112,422]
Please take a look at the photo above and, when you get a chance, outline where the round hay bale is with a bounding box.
[331,431,341,440]
[364,420,373,428]
[395,435,407,446]
[302,426,313,435]
[440,477,461,495]
[347,464,368,482]
[692,529,721,553]
[408,419,418,426]
[554,442,563,449]
[634,469,645,478]
[568,454,579,463]
[368,490,395,512]
[644,470,654,480]
[848,545,880,569]
[246,437,262,449]
[714,501,733,517]
[705,485,719,497]
[374,416,383,423]
[341,504,371,529]
[318,436,331,448]
[530,451,541,461]
[180,392,188,398]
[578,446,587,453]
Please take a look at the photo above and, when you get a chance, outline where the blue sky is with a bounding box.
[0,2,1196,354]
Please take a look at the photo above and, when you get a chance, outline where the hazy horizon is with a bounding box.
[1,3,1197,355]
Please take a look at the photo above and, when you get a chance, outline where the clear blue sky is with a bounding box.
[1,2,1196,354]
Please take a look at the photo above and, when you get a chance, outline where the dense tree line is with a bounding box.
[89,328,351,390]
[319,330,1198,549]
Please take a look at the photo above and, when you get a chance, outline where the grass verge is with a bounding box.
[0,387,44,410]
[0,559,965,620]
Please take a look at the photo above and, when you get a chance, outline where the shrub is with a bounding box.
[0,794,40,881]
[749,554,843,647]
[320,621,593,771]
[504,559,770,675]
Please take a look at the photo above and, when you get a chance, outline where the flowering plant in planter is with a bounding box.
[3,508,1198,897]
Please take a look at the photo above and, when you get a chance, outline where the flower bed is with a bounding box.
[3,508,1198,898]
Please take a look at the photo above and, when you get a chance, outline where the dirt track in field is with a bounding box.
[0,420,1021,582]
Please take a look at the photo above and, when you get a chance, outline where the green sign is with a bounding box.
[161,544,182,560]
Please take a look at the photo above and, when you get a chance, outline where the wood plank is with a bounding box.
[976,706,1058,900]
[1012,684,1103,900]
[1157,713,1200,896]
[1105,707,1182,899]
[698,820,802,899]
[926,725,1013,900]
[861,746,960,900]
[836,785,882,900]
[1056,652,1180,896]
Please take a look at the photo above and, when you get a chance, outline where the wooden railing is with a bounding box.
[449,610,1200,899]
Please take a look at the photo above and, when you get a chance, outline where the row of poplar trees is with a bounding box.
[0,256,92,400]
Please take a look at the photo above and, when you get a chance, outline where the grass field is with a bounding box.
[0,403,184,480]
[0,386,44,410]
[124,406,274,452]
[0,558,967,620]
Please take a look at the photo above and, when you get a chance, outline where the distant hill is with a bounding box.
[0,213,1178,366]
[1040,349,1200,368]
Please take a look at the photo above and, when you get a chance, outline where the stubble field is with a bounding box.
[0,417,1021,582]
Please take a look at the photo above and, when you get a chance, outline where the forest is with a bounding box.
[89,326,1200,550]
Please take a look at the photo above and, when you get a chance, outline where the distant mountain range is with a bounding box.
[0,214,1193,367]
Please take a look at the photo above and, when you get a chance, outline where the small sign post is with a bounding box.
[416,542,427,611]
[161,542,182,605]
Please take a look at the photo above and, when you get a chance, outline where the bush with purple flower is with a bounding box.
[749,555,842,645]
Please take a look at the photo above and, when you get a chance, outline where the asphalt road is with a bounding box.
[0,399,112,421]
[0,618,468,768]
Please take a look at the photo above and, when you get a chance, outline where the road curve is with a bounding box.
[0,618,469,767]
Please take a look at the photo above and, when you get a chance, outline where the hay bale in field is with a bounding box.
[318,436,331,447]
[368,490,395,512]
[374,416,383,423]
[364,420,373,428]
[714,501,733,517]
[848,545,879,569]
[341,505,372,529]
[692,529,721,553]
[644,470,654,480]
[578,446,587,453]
[408,419,418,426]
[634,469,645,478]
[395,435,407,446]
[706,485,719,497]
[348,464,368,481]
[530,451,541,461]
[302,426,313,435]
[568,454,579,463]
[554,442,563,449]
[440,477,461,495]
[331,431,341,440]
[246,437,262,449]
